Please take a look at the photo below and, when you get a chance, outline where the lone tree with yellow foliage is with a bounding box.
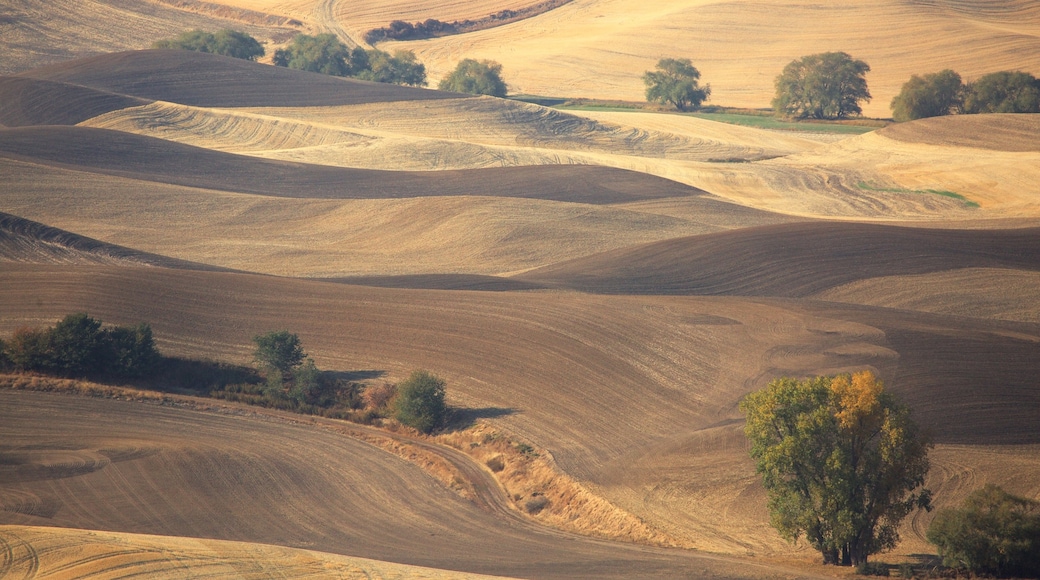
[740,370,932,567]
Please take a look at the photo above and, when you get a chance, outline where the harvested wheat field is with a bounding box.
[2,23,1039,580]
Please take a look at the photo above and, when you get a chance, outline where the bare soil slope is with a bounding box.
[0,212,226,270]
[0,390,806,579]
[0,0,300,75]
[516,222,1040,296]
[0,126,701,205]
[0,525,518,580]
[0,77,149,127]
[2,265,1038,557]
[17,50,461,108]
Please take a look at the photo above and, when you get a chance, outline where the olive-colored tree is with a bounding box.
[439,59,507,97]
[643,58,711,111]
[772,52,871,119]
[962,71,1040,114]
[741,370,932,566]
[153,29,264,61]
[891,69,963,122]
[394,370,447,434]
[928,485,1040,577]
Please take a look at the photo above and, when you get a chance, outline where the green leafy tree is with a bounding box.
[253,329,305,381]
[5,326,52,372]
[273,33,354,76]
[153,29,264,61]
[50,313,106,375]
[772,52,871,119]
[104,323,161,378]
[356,49,428,87]
[643,58,711,111]
[438,59,507,97]
[741,370,931,566]
[288,357,322,406]
[928,485,1040,577]
[891,69,963,122]
[962,71,1040,114]
[394,370,447,434]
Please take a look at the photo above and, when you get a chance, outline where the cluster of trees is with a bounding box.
[891,69,1040,121]
[0,313,161,379]
[247,330,447,433]
[364,19,457,44]
[741,371,931,566]
[273,33,428,86]
[153,29,265,61]
[439,59,508,97]
[928,484,1040,577]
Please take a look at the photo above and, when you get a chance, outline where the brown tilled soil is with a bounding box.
[0,77,149,127]
[0,125,702,204]
[2,47,1039,577]
[16,50,464,108]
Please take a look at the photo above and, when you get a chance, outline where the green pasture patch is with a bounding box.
[857,182,979,208]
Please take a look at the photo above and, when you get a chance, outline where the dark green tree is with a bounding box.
[394,370,447,434]
[891,69,963,122]
[49,313,106,375]
[104,323,161,378]
[438,59,507,97]
[273,33,354,76]
[928,485,1040,577]
[356,49,427,86]
[643,58,711,111]
[962,71,1040,114]
[153,29,264,61]
[741,371,931,566]
[772,52,871,119]
[253,330,305,379]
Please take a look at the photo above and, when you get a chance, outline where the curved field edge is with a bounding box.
[2,265,1039,562]
[0,524,519,580]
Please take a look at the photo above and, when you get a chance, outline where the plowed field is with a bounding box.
[2,45,1039,577]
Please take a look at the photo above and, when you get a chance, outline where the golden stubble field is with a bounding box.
[2,4,1040,577]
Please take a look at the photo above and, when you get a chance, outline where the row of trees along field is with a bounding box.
[153,29,508,95]
[741,370,1040,576]
[645,51,1039,121]
[0,315,448,434]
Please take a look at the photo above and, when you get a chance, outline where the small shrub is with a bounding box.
[856,561,889,576]
[524,495,549,515]
[486,456,505,472]
[393,370,447,434]
[898,563,914,579]
[515,442,537,457]
[363,382,397,410]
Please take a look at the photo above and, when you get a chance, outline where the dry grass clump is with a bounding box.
[437,421,683,547]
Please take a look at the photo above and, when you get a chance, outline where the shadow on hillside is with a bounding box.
[447,406,519,431]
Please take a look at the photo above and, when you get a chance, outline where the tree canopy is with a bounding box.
[643,58,711,111]
[740,370,931,566]
[2,313,161,378]
[928,485,1040,577]
[439,59,508,97]
[273,35,426,86]
[772,52,871,119]
[153,29,264,61]
[394,369,448,434]
[272,33,355,76]
[962,71,1040,114]
[891,69,963,122]
[253,330,305,377]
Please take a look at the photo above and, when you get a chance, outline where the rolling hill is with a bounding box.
[2,40,1039,578]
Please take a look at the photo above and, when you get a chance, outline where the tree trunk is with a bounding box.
[841,544,852,566]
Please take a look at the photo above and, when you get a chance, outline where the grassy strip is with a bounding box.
[510,96,883,134]
[857,182,979,208]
